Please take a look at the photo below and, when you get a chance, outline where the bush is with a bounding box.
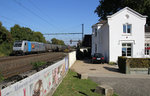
[0,73,4,82]
[128,58,150,68]
[118,56,127,73]
[31,61,47,71]
[118,56,150,73]
[109,62,117,65]
[64,49,69,53]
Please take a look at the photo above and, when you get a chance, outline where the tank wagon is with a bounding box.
[13,40,67,55]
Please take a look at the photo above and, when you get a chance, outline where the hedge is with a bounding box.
[128,58,150,68]
[118,56,150,73]
[118,56,127,73]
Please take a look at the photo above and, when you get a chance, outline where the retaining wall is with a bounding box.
[68,51,76,68]
[1,51,76,96]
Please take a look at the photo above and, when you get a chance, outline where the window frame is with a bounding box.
[122,43,132,57]
[123,23,132,34]
[145,43,150,55]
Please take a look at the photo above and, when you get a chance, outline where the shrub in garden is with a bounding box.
[128,58,150,68]
[118,56,150,73]
[118,56,127,73]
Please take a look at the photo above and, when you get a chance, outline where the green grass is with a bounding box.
[53,70,101,96]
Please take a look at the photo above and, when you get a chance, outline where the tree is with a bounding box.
[10,24,23,41]
[0,22,13,56]
[95,0,150,25]
[51,38,65,45]
[0,22,13,44]
[33,32,46,43]
[10,25,46,43]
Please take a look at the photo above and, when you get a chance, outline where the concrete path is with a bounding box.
[71,60,150,96]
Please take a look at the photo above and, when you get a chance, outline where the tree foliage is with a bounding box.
[0,22,47,56]
[95,0,150,25]
[10,24,46,43]
[51,38,65,45]
[0,22,13,56]
[33,32,46,43]
[0,22,13,44]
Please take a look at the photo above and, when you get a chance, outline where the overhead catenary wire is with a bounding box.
[13,0,56,29]
[28,0,52,21]
[28,0,81,33]
[0,15,39,30]
[11,0,83,45]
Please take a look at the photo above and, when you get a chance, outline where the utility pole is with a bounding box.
[82,24,84,42]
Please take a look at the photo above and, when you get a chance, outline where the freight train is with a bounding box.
[13,40,67,55]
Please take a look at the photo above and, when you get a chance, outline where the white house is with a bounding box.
[145,26,150,57]
[91,7,147,62]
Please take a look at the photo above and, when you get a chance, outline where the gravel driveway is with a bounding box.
[71,60,150,96]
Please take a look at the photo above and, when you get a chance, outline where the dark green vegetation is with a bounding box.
[118,57,127,73]
[51,38,65,45]
[95,0,150,25]
[53,70,100,96]
[118,56,150,73]
[11,24,46,43]
[109,62,117,65]
[0,21,65,56]
[0,22,46,56]
[0,22,13,56]
[0,73,4,82]
[31,61,47,71]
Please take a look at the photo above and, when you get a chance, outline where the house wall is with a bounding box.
[108,10,146,62]
[91,25,101,55]
[97,24,109,62]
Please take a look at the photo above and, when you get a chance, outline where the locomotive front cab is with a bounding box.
[13,41,27,55]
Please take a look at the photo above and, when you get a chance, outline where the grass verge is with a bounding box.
[53,70,101,96]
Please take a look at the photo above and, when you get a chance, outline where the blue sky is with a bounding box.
[0,0,99,45]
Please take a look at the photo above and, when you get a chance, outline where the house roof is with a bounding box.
[92,20,107,27]
[96,20,107,25]
[107,7,147,18]
[92,7,147,29]
[145,26,150,33]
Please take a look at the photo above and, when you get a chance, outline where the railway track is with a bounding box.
[0,52,53,62]
[0,52,66,79]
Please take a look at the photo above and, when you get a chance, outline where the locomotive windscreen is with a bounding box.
[14,42,22,47]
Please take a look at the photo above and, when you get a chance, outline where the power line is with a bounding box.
[14,0,55,28]
[28,0,51,20]
[0,15,39,30]
[44,32,82,35]
[28,0,79,33]
[0,16,27,26]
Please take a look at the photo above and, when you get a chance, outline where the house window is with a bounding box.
[122,43,132,56]
[95,44,97,53]
[123,24,131,33]
[95,28,97,37]
[145,43,150,55]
